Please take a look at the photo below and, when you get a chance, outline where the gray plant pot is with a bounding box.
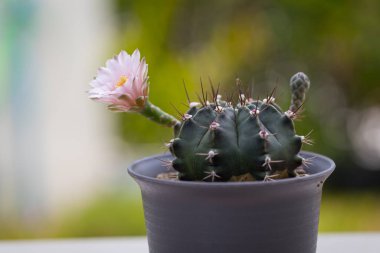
[128,151,335,253]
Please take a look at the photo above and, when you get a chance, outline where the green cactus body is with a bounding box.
[168,95,305,182]
[126,72,312,182]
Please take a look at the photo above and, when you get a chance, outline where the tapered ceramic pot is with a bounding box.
[128,151,335,253]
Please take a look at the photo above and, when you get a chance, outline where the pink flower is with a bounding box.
[89,49,149,112]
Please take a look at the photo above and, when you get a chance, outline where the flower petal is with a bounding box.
[88,49,149,112]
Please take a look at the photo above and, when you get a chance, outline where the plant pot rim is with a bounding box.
[128,151,335,188]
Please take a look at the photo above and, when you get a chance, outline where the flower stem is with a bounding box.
[140,101,180,128]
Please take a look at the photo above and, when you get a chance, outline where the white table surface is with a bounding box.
[0,233,378,253]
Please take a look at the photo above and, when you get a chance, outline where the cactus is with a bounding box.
[89,50,312,182]
[167,73,311,182]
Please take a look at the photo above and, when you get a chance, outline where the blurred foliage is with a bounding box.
[320,191,380,231]
[110,0,380,188]
[54,192,146,237]
[112,0,380,142]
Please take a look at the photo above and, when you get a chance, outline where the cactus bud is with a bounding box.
[289,72,310,112]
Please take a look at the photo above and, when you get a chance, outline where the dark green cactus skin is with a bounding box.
[169,98,304,182]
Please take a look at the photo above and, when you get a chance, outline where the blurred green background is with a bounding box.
[0,0,379,239]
